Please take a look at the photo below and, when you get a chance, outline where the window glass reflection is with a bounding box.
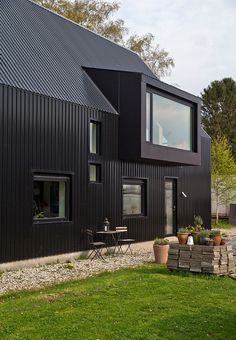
[146,92,151,142]
[146,92,192,151]
[123,184,142,215]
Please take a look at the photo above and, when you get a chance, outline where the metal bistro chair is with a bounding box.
[86,229,106,260]
[116,227,135,255]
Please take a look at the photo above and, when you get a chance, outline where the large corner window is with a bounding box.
[146,91,193,151]
[123,179,146,216]
[33,175,70,222]
[90,121,101,154]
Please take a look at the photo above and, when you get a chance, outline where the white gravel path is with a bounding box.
[1,230,235,296]
[0,251,154,296]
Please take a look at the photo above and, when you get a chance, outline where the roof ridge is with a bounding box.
[28,0,143,59]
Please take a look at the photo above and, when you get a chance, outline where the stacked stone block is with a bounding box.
[167,243,235,275]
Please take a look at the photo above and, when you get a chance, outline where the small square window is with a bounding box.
[33,175,70,222]
[89,164,101,183]
[90,121,101,154]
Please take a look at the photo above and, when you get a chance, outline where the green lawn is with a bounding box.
[0,265,236,340]
[212,218,236,230]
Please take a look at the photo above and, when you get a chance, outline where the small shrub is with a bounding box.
[186,225,195,233]
[64,262,75,270]
[210,230,221,238]
[178,227,189,234]
[199,230,210,237]
[194,215,203,230]
[154,238,169,245]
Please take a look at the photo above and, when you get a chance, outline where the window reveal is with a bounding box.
[33,176,69,221]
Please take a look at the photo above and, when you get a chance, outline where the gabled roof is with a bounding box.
[1,0,156,113]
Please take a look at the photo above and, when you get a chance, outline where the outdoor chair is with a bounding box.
[116,227,135,255]
[86,229,106,260]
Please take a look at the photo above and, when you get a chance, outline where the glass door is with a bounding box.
[165,178,177,235]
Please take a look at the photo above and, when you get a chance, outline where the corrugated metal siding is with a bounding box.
[0,85,211,263]
[1,0,155,111]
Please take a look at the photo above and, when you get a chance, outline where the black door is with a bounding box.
[164,178,177,235]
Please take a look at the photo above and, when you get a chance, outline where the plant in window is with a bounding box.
[35,212,45,219]
[33,175,69,221]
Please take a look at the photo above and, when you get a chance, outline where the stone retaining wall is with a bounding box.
[167,244,235,275]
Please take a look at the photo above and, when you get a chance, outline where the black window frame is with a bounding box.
[89,162,102,183]
[89,120,101,155]
[33,174,71,224]
[146,89,195,152]
[122,178,146,217]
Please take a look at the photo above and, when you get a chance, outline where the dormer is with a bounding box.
[85,68,201,166]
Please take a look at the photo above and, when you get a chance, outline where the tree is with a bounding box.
[211,136,236,223]
[126,33,174,78]
[201,78,236,159]
[34,0,174,78]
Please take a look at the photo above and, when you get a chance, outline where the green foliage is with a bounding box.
[193,215,203,229]
[34,0,174,78]
[153,237,169,245]
[177,227,189,234]
[201,77,236,159]
[0,265,236,339]
[209,229,221,238]
[199,229,210,237]
[34,212,45,219]
[212,218,236,229]
[211,136,236,222]
[126,33,174,78]
[63,262,75,270]
[185,225,195,233]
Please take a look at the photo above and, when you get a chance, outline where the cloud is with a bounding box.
[112,0,236,95]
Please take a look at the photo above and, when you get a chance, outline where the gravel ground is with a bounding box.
[0,251,154,296]
[1,230,236,296]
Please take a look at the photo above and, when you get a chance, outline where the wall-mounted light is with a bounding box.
[181,191,187,198]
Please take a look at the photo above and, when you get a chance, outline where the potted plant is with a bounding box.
[153,238,169,264]
[210,230,222,246]
[221,233,228,245]
[199,230,210,245]
[192,215,204,244]
[177,228,189,244]
[194,215,203,230]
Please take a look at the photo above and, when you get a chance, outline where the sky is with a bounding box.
[110,0,236,96]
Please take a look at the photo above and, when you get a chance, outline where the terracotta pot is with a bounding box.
[177,232,189,245]
[153,244,169,264]
[220,238,226,245]
[213,235,222,246]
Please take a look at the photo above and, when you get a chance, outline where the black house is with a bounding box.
[0,0,211,263]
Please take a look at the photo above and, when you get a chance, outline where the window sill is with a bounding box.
[33,220,73,225]
[123,215,147,219]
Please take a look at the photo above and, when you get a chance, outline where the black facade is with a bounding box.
[0,85,211,263]
[0,0,211,263]
[85,69,201,166]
